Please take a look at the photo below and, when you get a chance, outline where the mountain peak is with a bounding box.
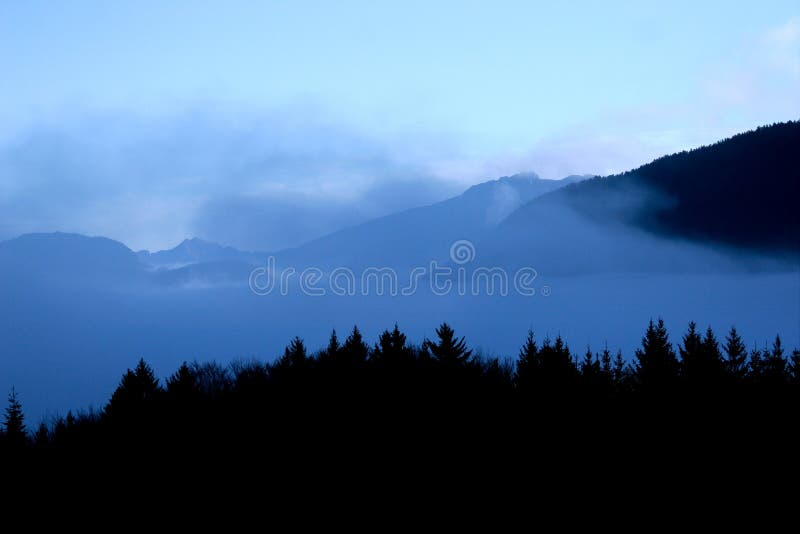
[496,172,541,185]
[139,236,258,268]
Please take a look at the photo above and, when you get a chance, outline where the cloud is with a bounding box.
[0,109,462,251]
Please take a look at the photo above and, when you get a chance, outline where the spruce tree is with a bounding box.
[634,318,679,391]
[34,421,50,448]
[515,330,538,390]
[536,335,578,392]
[342,325,369,365]
[426,323,472,366]
[166,362,198,398]
[679,322,703,380]
[326,329,340,358]
[612,350,628,388]
[373,324,411,365]
[761,335,787,385]
[723,326,748,381]
[3,388,26,447]
[276,337,308,369]
[106,358,162,418]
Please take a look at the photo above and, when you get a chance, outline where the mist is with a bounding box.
[0,109,462,252]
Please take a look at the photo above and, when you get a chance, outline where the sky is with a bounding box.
[1,1,798,250]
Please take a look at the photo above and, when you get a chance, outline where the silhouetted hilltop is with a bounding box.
[510,121,800,254]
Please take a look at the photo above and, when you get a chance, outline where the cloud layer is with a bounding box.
[0,110,462,251]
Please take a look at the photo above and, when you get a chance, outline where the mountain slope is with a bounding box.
[137,237,262,268]
[276,173,586,269]
[0,232,145,284]
[504,121,800,255]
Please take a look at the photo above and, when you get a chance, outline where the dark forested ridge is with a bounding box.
[512,121,800,254]
[3,319,799,461]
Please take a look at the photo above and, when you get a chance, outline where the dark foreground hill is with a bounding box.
[506,121,800,255]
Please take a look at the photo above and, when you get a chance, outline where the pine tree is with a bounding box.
[612,350,627,388]
[679,322,703,379]
[761,335,787,385]
[3,388,27,447]
[600,346,613,377]
[342,325,369,365]
[276,337,308,369]
[166,362,198,397]
[681,323,724,387]
[580,347,600,379]
[634,318,679,391]
[580,346,607,396]
[106,358,162,418]
[515,330,538,390]
[748,346,764,382]
[426,323,472,366]
[700,326,724,382]
[723,326,748,381]
[372,324,412,365]
[536,335,578,392]
[326,329,340,357]
[34,421,50,448]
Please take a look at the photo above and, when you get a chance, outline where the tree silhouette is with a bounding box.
[106,358,162,418]
[426,323,472,366]
[680,323,724,388]
[723,327,748,381]
[372,324,412,365]
[635,318,679,392]
[3,388,27,448]
[535,335,578,394]
[760,335,787,386]
[276,337,309,369]
[679,322,703,376]
[166,362,198,398]
[34,421,49,449]
[342,326,369,365]
[326,329,340,358]
[515,330,538,391]
[6,317,800,458]
[612,350,628,389]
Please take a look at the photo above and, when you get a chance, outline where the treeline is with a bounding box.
[2,319,799,453]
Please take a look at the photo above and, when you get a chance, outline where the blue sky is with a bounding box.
[1,1,798,249]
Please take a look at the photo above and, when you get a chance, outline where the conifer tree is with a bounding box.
[277,337,308,369]
[634,318,679,391]
[326,329,340,357]
[342,325,369,365]
[515,330,538,390]
[426,323,472,365]
[761,335,787,385]
[679,322,703,378]
[723,326,748,381]
[3,388,26,447]
[372,324,411,364]
[106,358,162,417]
[166,362,198,397]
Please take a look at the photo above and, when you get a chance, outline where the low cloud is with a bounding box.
[0,109,461,251]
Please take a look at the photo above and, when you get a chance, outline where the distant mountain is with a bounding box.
[277,173,587,269]
[138,237,262,268]
[0,232,145,284]
[478,121,800,273]
[506,121,800,254]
